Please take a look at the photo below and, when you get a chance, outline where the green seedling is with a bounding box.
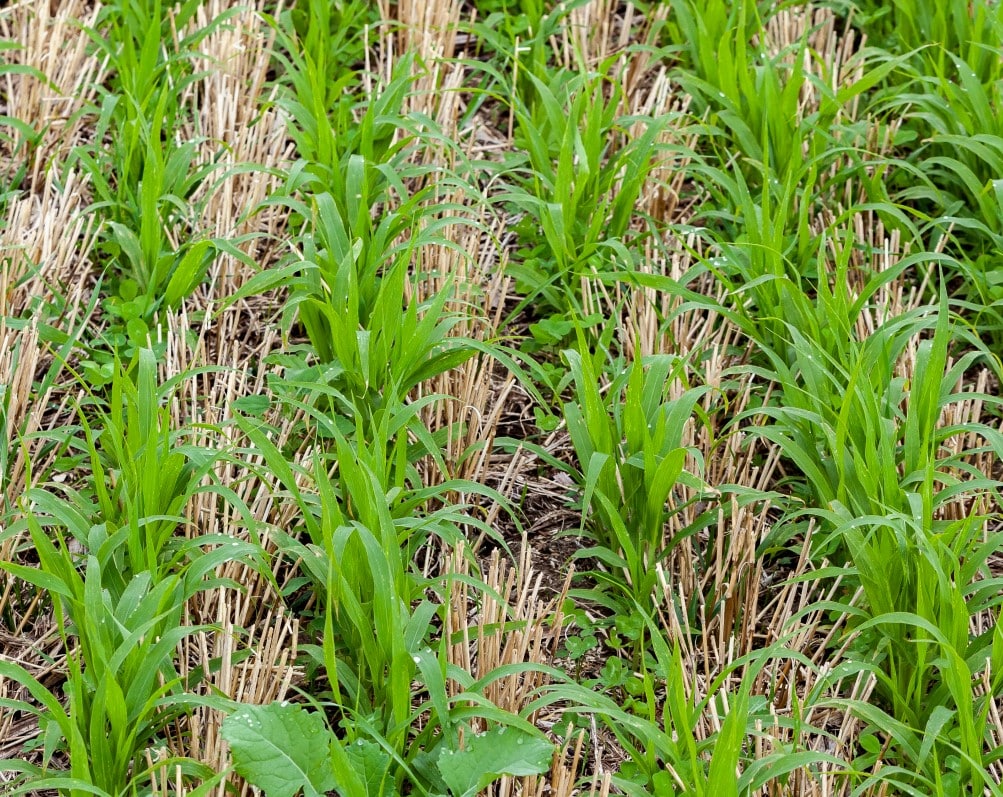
[500,64,665,340]
[562,334,707,615]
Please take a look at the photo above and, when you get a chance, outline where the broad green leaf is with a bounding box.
[221,703,336,797]
[437,727,553,797]
[345,739,393,797]
[231,394,271,417]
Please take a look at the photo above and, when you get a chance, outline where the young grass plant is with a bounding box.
[263,0,378,185]
[541,633,841,796]
[879,54,1003,341]
[853,0,1003,85]
[71,98,224,367]
[665,0,894,192]
[68,349,257,591]
[748,287,997,550]
[687,159,819,359]
[241,30,483,447]
[285,190,479,427]
[850,0,1003,341]
[0,555,218,796]
[669,0,803,180]
[499,63,665,346]
[748,292,1003,787]
[466,0,565,112]
[828,511,1003,793]
[0,351,258,795]
[230,402,545,795]
[562,332,707,618]
[67,0,237,372]
[234,409,438,730]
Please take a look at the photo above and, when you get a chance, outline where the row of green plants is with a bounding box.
[7,0,565,793]
[67,0,247,380]
[2,3,267,785]
[214,2,577,792]
[2,0,1003,794]
[467,0,1003,793]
